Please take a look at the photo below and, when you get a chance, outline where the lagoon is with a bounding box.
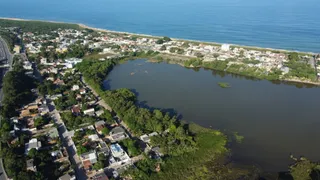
[104,59,320,172]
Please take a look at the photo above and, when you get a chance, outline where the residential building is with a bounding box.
[80,151,97,171]
[40,58,47,64]
[80,88,86,95]
[26,159,36,172]
[109,126,127,142]
[13,45,21,54]
[140,134,150,143]
[58,173,76,180]
[38,104,49,115]
[94,121,106,135]
[71,105,81,116]
[83,108,95,116]
[53,78,65,86]
[221,44,230,51]
[91,171,109,180]
[72,85,80,91]
[23,61,33,70]
[97,141,109,156]
[88,134,99,141]
[25,138,42,155]
[95,110,104,117]
[109,143,130,165]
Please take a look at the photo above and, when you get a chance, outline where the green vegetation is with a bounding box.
[125,124,255,180]
[169,47,184,54]
[233,132,244,143]
[0,57,64,179]
[242,58,260,65]
[1,60,36,118]
[119,139,142,156]
[60,112,96,130]
[289,157,320,180]
[184,58,203,67]
[218,82,231,88]
[284,59,316,81]
[156,36,172,44]
[0,19,80,34]
[0,29,20,51]
[93,154,108,170]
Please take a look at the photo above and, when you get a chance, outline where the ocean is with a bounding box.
[1,0,320,52]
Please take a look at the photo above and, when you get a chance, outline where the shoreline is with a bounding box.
[0,17,317,55]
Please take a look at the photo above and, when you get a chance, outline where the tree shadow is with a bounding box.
[103,79,112,90]
[135,99,183,121]
[129,88,140,97]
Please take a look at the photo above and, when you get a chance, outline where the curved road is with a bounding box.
[0,36,13,180]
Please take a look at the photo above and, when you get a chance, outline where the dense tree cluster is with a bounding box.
[155,36,171,44]
[1,60,36,118]
[0,19,80,34]
[60,112,96,130]
[119,139,142,156]
[0,29,20,51]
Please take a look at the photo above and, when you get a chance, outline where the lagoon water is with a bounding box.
[1,0,320,52]
[104,59,320,172]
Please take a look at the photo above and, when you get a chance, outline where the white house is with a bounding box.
[25,138,42,155]
[221,44,230,51]
[83,108,95,116]
[72,85,80,91]
[23,61,33,70]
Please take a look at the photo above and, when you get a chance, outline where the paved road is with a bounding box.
[48,100,87,180]
[0,37,12,105]
[0,36,13,180]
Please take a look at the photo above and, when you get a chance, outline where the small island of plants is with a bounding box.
[218,82,231,88]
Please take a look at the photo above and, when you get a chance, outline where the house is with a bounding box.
[95,110,104,117]
[23,61,33,70]
[80,151,97,171]
[72,85,80,91]
[49,67,59,74]
[40,58,47,64]
[46,77,54,81]
[109,126,127,142]
[25,138,42,155]
[91,171,109,180]
[53,78,65,86]
[140,134,150,143]
[38,104,49,115]
[26,159,36,172]
[88,134,99,141]
[71,105,81,116]
[83,108,95,116]
[94,121,106,135]
[58,173,76,180]
[97,141,110,156]
[50,94,63,100]
[20,104,38,118]
[109,143,130,165]
[13,45,21,54]
[76,94,82,100]
[79,88,86,95]
[221,44,230,51]
[150,146,163,159]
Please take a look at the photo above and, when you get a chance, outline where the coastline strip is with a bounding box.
[0,17,317,55]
